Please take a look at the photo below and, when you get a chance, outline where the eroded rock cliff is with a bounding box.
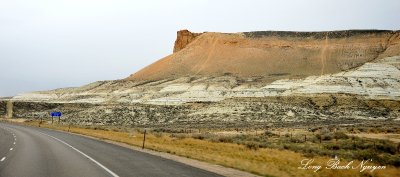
[128,30,400,82]
[173,29,203,53]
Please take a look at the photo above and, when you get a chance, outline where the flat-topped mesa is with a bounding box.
[173,30,203,53]
[242,30,396,39]
[127,29,400,82]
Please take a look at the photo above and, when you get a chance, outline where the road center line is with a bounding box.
[0,157,5,162]
[10,148,13,151]
[38,132,119,177]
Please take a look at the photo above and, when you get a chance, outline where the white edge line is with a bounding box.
[0,157,5,162]
[38,132,119,177]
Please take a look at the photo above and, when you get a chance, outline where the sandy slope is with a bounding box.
[128,30,400,83]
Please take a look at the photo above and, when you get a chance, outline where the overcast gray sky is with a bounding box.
[1,0,399,96]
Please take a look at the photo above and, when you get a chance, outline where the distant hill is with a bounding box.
[5,29,400,126]
[127,29,400,83]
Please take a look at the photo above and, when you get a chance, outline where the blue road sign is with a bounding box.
[51,112,62,117]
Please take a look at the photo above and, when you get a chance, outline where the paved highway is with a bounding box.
[0,122,222,177]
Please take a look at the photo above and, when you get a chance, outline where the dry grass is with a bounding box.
[349,133,400,143]
[15,121,400,177]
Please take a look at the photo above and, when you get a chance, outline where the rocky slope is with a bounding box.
[12,55,400,104]
[128,30,400,82]
[3,30,400,126]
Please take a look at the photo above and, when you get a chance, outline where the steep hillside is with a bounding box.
[128,30,400,83]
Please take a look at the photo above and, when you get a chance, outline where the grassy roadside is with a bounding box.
[4,119,400,177]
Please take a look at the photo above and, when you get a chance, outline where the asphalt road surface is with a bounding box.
[0,122,222,177]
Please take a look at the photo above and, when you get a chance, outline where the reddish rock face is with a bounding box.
[173,30,202,53]
[128,30,400,82]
